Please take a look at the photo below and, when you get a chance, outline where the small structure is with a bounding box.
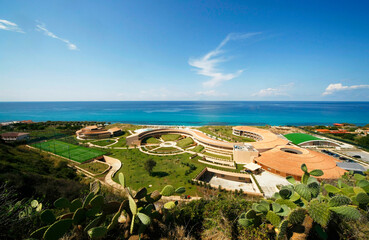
[233,144,259,164]
[20,120,34,124]
[107,127,123,137]
[76,126,122,139]
[1,132,30,142]
[336,162,366,174]
[243,162,262,174]
[193,167,263,196]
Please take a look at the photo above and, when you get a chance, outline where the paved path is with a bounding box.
[103,155,125,191]
[253,171,290,198]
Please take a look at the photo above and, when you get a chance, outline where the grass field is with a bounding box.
[143,137,161,144]
[151,147,182,154]
[203,151,232,161]
[284,133,321,145]
[92,139,116,146]
[161,134,181,141]
[176,137,194,148]
[79,161,110,175]
[32,140,105,163]
[192,145,205,153]
[111,149,205,195]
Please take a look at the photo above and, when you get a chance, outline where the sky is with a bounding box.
[0,0,369,101]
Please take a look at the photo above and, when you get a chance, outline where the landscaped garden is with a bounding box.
[192,144,205,153]
[79,161,110,175]
[161,134,181,141]
[110,148,206,195]
[203,151,232,161]
[142,137,161,144]
[176,137,194,148]
[31,140,106,163]
[198,126,256,142]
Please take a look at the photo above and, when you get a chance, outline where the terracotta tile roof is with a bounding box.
[233,126,289,150]
[108,127,121,132]
[255,145,346,179]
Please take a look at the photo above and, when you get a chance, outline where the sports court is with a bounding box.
[32,140,105,163]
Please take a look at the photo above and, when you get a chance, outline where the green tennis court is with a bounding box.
[32,140,105,163]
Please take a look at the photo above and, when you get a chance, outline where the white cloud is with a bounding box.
[196,90,228,97]
[252,83,294,97]
[36,22,78,50]
[189,32,261,88]
[322,83,369,96]
[0,19,24,33]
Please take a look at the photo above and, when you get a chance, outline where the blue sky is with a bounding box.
[1,0,369,101]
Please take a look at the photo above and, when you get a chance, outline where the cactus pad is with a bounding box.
[54,197,71,209]
[41,209,56,225]
[308,199,330,227]
[295,184,312,201]
[43,219,73,240]
[355,192,369,205]
[266,210,281,227]
[329,195,351,207]
[329,206,361,220]
[288,208,306,224]
[160,185,175,196]
[88,226,108,239]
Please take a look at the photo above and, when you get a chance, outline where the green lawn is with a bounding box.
[111,137,127,148]
[161,134,181,141]
[151,147,181,154]
[198,126,256,143]
[176,137,194,148]
[284,133,322,145]
[79,161,110,175]
[92,139,116,146]
[203,151,232,161]
[143,137,161,144]
[111,149,206,195]
[192,145,205,153]
[32,140,106,163]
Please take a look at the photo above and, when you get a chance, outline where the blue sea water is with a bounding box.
[0,101,368,126]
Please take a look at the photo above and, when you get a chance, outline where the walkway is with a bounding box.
[253,171,290,198]
[103,155,125,191]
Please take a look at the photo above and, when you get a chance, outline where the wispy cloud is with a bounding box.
[0,19,24,33]
[189,32,261,88]
[36,22,78,50]
[252,83,294,97]
[196,90,228,97]
[323,83,369,96]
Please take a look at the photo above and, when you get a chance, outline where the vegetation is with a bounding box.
[161,134,181,141]
[198,126,256,142]
[0,142,87,203]
[203,151,232,161]
[111,148,205,195]
[30,178,186,240]
[237,164,369,240]
[144,159,157,175]
[111,137,127,147]
[79,161,110,175]
[192,144,205,153]
[142,137,161,144]
[91,139,115,147]
[32,140,106,163]
[176,137,194,148]
[150,147,181,154]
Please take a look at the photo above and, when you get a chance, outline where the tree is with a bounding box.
[144,159,156,175]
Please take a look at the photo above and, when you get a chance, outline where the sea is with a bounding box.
[0,101,368,126]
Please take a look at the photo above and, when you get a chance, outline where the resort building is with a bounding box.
[254,145,346,180]
[126,126,346,180]
[76,126,122,139]
[1,132,30,142]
